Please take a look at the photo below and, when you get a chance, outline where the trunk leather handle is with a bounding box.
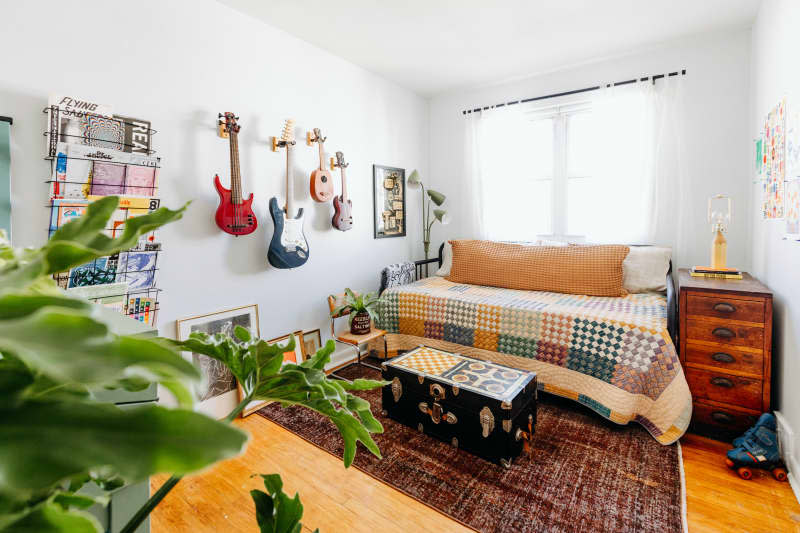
[710,376,734,388]
[711,352,735,363]
[713,302,736,313]
[712,327,735,339]
[418,402,457,425]
[711,411,735,424]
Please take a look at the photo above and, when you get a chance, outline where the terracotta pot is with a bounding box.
[351,310,371,335]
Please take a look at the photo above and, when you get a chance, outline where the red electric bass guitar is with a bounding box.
[214,112,257,236]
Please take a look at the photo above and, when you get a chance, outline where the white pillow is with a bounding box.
[435,242,452,276]
[623,246,672,293]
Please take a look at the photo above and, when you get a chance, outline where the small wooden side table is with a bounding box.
[676,268,773,440]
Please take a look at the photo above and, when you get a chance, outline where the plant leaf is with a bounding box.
[0,401,248,494]
[0,305,199,394]
[1,499,102,533]
[251,474,304,533]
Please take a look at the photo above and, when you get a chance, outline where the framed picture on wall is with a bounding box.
[176,304,259,418]
[373,165,405,238]
[302,328,322,359]
[238,330,306,417]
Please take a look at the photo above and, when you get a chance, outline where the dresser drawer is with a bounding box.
[684,343,763,376]
[685,318,764,349]
[685,367,762,410]
[686,294,764,323]
[692,401,759,435]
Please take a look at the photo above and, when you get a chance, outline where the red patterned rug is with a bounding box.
[257,363,685,533]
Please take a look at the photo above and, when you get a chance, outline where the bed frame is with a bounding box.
[414,243,677,344]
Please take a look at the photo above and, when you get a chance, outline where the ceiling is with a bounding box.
[218,0,760,96]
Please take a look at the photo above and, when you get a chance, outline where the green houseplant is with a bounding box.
[0,196,386,533]
[330,288,379,335]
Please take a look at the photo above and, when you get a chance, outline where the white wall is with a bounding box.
[429,30,752,270]
[750,0,800,485]
[0,0,429,416]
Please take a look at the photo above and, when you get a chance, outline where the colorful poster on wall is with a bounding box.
[762,98,786,219]
[786,104,800,178]
[785,179,800,239]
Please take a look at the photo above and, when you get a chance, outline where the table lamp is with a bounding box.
[708,194,732,269]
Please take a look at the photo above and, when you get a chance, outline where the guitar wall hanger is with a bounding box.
[306,129,326,146]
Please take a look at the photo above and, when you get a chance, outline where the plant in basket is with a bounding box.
[331,288,380,335]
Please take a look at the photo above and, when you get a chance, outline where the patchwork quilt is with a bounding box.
[376,276,692,444]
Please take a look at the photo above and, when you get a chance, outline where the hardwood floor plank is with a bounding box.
[151,417,800,532]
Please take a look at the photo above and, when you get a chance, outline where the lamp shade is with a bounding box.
[427,189,446,206]
[433,209,450,225]
[408,169,422,187]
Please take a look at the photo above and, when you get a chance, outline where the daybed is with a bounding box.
[373,244,692,444]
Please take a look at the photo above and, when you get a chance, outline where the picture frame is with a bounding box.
[176,304,259,419]
[239,330,305,417]
[373,165,405,238]
[302,328,322,359]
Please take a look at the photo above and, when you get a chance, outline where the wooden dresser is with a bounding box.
[677,268,773,440]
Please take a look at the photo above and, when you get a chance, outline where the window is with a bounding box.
[476,88,650,244]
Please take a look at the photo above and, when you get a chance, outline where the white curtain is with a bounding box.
[463,105,538,241]
[587,76,689,254]
[462,74,688,261]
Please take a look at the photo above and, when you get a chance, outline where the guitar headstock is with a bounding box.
[271,119,296,151]
[335,151,348,168]
[306,127,327,146]
[218,112,241,138]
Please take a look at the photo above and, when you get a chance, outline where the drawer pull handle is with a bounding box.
[711,411,735,424]
[713,303,736,313]
[712,327,735,339]
[711,352,735,364]
[710,377,734,388]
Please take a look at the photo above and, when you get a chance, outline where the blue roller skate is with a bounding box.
[732,412,776,448]
[725,424,787,481]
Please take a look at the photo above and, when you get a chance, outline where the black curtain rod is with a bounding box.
[462,69,686,115]
[0,116,12,125]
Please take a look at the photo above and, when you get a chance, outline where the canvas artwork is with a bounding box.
[373,165,406,238]
[177,305,260,405]
[785,179,800,238]
[115,250,157,290]
[763,98,786,219]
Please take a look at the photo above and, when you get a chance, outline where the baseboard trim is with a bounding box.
[775,410,800,505]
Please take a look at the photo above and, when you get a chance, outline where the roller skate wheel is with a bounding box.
[725,458,735,468]
[737,467,752,480]
[772,467,788,482]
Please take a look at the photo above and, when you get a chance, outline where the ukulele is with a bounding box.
[214,112,257,236]
[307,128,334,202]
[331,151,353,231]
[268,120,309,269]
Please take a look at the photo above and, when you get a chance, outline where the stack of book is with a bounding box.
[690,266,743,280]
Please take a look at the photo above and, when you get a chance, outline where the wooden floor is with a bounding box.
[152,416,800,533]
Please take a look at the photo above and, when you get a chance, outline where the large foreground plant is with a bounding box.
[0,196,385,533]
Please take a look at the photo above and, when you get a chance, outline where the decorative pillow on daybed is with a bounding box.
[435,239,568,277]
[446,240,630,297]
[622,246,672,293]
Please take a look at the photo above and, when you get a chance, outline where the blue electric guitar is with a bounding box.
[268,120,309,269]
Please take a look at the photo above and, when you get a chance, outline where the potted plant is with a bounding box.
[331,288,380,335]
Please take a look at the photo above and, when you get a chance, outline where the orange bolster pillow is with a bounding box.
[446,240,630,297]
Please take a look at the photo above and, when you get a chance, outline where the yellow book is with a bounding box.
[689,272,743,280]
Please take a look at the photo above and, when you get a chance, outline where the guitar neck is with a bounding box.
[340,167,348,201]
[317,141,325,171]
[229,131,242,204]
[285,143,294,215]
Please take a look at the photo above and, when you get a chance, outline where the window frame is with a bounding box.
[522,100,591,242]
